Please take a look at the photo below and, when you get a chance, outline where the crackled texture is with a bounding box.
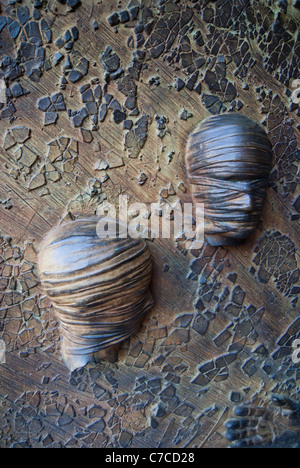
[0,0,299,449]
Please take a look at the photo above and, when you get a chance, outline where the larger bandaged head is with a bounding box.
[185,114,273,246]
[38,217,153,371]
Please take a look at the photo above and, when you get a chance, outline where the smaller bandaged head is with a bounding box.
[185,114,273,246]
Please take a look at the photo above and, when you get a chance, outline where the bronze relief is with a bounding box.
[185,114,273,246]
[1,0,299,449]
[38,217,153,371]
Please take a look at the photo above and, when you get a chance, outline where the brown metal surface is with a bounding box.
[0,0,299,449]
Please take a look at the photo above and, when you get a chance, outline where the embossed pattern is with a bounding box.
[0,0,299,449]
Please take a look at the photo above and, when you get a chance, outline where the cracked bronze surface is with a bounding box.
[0,0,299,449]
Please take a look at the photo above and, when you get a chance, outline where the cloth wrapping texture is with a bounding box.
[38,218,153,358]
[185,114,273,238]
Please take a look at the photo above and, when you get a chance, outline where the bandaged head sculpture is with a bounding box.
[185,114,273,246]
[38,217,153,371]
